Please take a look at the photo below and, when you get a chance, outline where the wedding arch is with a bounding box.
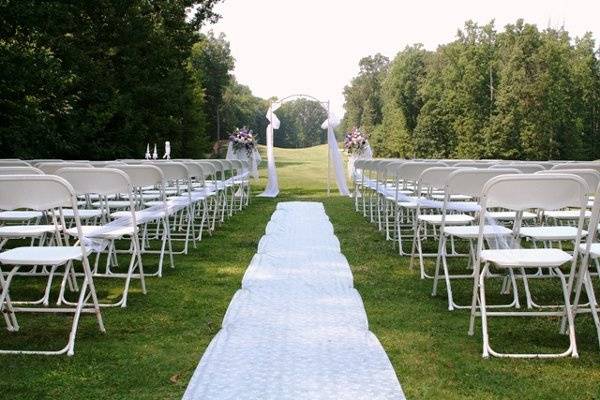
[258,94,349,198]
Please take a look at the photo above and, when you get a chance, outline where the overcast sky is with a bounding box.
[204,0,600,117]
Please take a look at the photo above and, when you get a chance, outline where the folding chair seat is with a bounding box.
[485,211,537,221]
[0,211,43,222]
[418,213,475,225]
[0,246,92,265]
[468,173,588,358]
[480,248,572,267]
[61,208,104,219]
[519,226,587,242]
[578,241,600,262]
[545,209,592,220]
[430,194,472,201]
[0,175,104,355]
[443,225,512,239]
[64,225,136,239]
[142,188,179,196]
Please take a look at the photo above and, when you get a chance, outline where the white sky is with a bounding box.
[204,0,600,117]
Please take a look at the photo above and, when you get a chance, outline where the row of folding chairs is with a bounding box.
[0,158,252,355]
[352,158,600,358]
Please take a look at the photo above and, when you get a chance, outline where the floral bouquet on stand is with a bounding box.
[229,127,256,157]
[343,127,369,156]
[343,127,372,181]
[227,126,262,179]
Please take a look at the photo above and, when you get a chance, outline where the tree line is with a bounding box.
[0,0,269,160]
[341,20,600,160]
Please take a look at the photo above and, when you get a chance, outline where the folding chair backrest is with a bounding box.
[56,167,132,196]
[0,166,44,175]
[0,175,76,210]
[29,159,63,165]
[108,164,164,188]
[396,161,447,183]
[221,160,235,177]
[490,163,544,174]
[418,167,465,191]
[195,161,217,181]
[536,169,600,196]
[380,160,402,176]
[454,161,495,168]
[482,174,588,211]
[211,160,227,180]
[37,162,93,175]
[181,162,205,182]
[118,159,145,165]
[446,168,520,198]
[440,160,464,166]
[233,160,245,174]
[0,160,31,167]
[89,161,124,167]
[149,162,190,182]
[552,162,600,173]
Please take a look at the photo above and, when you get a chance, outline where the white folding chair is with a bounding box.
[572,189,600,350]
[109,164,174,277]
[430,168,520,310]
[56,167,145,307]
[468,174,587,358]
[145,162,194,255]
[0,175,105,355]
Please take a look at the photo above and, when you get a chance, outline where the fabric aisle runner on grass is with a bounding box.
[183,201,405,400]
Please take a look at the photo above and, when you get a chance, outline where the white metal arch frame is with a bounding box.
[258,94,350,198]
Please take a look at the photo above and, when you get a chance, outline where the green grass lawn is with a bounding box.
[2,144,600,399]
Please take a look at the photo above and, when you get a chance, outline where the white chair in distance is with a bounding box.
[109,164,174,277]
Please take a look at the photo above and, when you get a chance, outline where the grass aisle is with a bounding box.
[2,145,600,399]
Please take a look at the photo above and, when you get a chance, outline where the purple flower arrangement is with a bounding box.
[344,127,368,155]
[229,127,256,156]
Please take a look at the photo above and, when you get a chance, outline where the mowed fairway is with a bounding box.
[2,145,600,399]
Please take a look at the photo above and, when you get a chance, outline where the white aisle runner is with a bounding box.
[183,202,405,400]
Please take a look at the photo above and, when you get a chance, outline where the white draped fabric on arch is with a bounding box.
[258,94,350,198]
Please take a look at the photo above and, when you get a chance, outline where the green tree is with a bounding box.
[570,33,600,160]
[340,53,389,134]
[377,44,430,157]
[220,78,269,143]
[189,31,235,142]
[0,0,220,159]
[274,99,328,148]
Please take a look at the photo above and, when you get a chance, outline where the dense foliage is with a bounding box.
[273,98,328,148]
[341,20,600,160]
[0,0,234,160]
[220,78,269,144]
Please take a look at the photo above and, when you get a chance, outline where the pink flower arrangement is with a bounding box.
[229,127,256,156]
[344,127,368,155]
